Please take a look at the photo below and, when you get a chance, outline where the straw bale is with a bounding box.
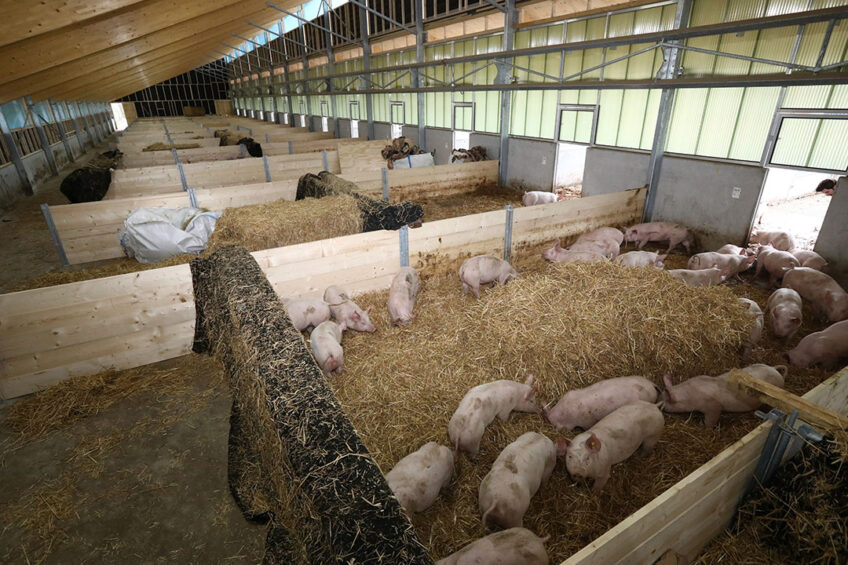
[190,245,432,563]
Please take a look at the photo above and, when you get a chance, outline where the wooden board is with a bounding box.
[337,140,387,173]
[2,189,644,399]
[563,365,848,564]
[341,160,499,200]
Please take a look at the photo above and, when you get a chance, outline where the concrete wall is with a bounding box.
[428,128,454,165]
[505,137,557,191]
[583,147,650,197]
[374,122,391,141]
[337,118,351,139]
[814,176,848,283]
[401,125,419,147]
[652,155,767,250]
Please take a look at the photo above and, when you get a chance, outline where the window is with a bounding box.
[300,115,306,127]
[390,101,404,138]
[351,120,359,138]
[349,101,361,138]
[452,102,474,150]
[556,105,598,145]
[767,112,848,172]
[321,116,329,132]
[282,112,289,124]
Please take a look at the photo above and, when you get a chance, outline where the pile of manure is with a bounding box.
[331,261,758,560]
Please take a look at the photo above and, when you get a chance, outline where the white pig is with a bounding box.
[661,364,786,427]
[624,222,693,253]
[766,288,803,340]
[562,401,664,492]
[749,229,795,251]
[791,249,828,272]
[449,375,540,456]
[783,267,848,322]
[309,321,346,376]
[786,320,848,369]
[435,528,550,565]
[541,242,607,264]
[717,244,755,257]
[324,285,376,332]
[283,297,331,331]
[577,227,625,246]
[614,251,667,268]
[385,442,454,513]
[755,244,800,286]
[568,238,620,259]
[667,266,729,287]
[387,267,420,326]
[522,191,561,206]
[479,432,558,529]
[544,376,658,431]
[738,298,763,359]
[459,255,518,298]
[688,252,755,277]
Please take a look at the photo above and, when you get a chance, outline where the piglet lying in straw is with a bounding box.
[624,222,693,253]
[283,297,331,332]
[786,320,848,369]
[749,229,794,251]
[387,266,420,326]
[667,266,729,287]
[310,321,345,376]
[766,288,803,341]
[459,255,518,299]
[738,298,763,360]
[435,528,550,565]
[688,252,755,279]
[614,251,666,268]
[324,285,376,332]
[567,238,620,259]
[449,375,540,456]
[577,227,625,246]
[385,441,453,513]
[522,190,562,206]
[479,432,558,529]
[541,242,607,264]
[783,267,848,323]
[791,249,827,272]
[755,244,800,287]
[544,376,658,431]
[561,400,664,493]
[661,364,786,427]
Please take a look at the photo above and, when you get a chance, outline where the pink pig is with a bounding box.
[387,267,420,326]
[435,528,550,565]
[738,298,763,359]
[309,321,346,376]
[766,288,803,341]
[385,441,454,513]
[544,376,658,431]
[717,244,755,257]
[562,401,664,492]
[661,364,786,427]
[283,297,331,331]
[541,242,607,264]
[786,320,848,369]
[449,375,540,456]
[324,285,376,332]
[783,267,848,322]
[755,244,800,286]
[688,252,755,277]
[577,227,625,246]
[624,222,693,253]
[479,432,557,529]
[614,251,667,268]
[791,249,827,272]
[568,238,620,259]
[459,255,518,299]
[749,229,795,251]
[522,191,562,206]
[667,266,729,287]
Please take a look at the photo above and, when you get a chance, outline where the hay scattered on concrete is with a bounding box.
[418,186,523,223]
[142,142,201,151]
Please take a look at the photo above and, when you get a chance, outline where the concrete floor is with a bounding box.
[0,138,267,563]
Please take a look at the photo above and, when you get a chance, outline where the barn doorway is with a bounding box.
[553,104,598,196]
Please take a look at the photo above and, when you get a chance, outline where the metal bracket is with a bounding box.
[263,155,272,182]
[187,187,199,209]
[493,58,515,85]
[288,140,294,154]
[381,167,389,202]
[399,225,410,267]
[41,204,69,267]
[322,150,329,171]
[503,205,514,263]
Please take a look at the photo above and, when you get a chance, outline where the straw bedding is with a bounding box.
[142,142,201,151]
[417,186,523,223]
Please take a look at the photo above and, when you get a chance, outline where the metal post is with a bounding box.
[322,1,340,139]
[359,2,375,140]
[0,107,33,194]
[187,187,199,209]
[88,102,104,143]
[399,225,410,267]
[67,101,86,152]
[322,149,329,171]
[642,0,693,222]
[265,133,270,143]
[414,0,427,150]
[504,205,514,262]
[41,204,69,266]
[171,147,180,165]
[25,97,59,176]
[263,155,272,181]
[298,6,314,131]
[48,99,75,163]
[497,0,517,188]
[288,140,294,154]
[240,143,247,157]
[382,167,389,201]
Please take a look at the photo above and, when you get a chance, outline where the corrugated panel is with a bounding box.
[617,90,651,147]
[695,87,745,157]
[640,89,662,149]
[666,89,709,154]
[807,118,848,169]
[771,117,819,165]
[727,87,780,160]
[597,90,623,144]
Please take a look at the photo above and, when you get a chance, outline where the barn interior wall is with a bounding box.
[814,176,848,283]
[582,147,651,196]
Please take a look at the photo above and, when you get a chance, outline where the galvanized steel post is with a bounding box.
[399,224,410,267]
[497,0,517,188]
[359,2,375,140]
[26,96,59,176]
[414,0,427,151]
[382,167,389,201]
[41,204,69,266]
[0,107,33,194]
[503,205,514,263]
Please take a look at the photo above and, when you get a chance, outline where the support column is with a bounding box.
[323,2,340,138]
[298,6,314,131]
[359,2,375,140]
[48,98,74,163]
[414,0,427,150]
[25,96,59,176]
[278,20,297,128]
[0,105,33,195]
[68,101,87,151]
[496,0,517,188]
[642,0,693,221]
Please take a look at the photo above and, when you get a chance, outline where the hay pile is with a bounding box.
[142,142,200,151]
[382,136,426,168]
[417,186,523,223]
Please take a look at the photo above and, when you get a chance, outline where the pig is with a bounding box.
[562,401,664,492]
[449,375,540,456]
[435,528,550,565]
[687,252,755,278]
[667,266,729,287]
[755,244,801,286]
[614,251,667,268]
[522,191,562,206]
[459,255,518,299]
[791,249,828,272]
[541,242,607,264]
[323,285,376,332]
[783,267,848,323]
[282,297,331,331]
[387,267,420,327]
[309,321,346,376]
[385,442,454,513]
[624,222,693,253]
[766,288,803,341]
[749,229,795,251]
[661,364,786,427]
[568,238,620,259]
[738,298,763,359]
[577,227,625,246]
[479,433,557,529]
[786,320,848,369]
[717,243,755,257]
[544,376,658,431]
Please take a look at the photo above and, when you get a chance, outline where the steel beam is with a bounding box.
[268,2,357,45]
[497,0,517,188]
[233,32,288,63]
[480,0,507,12]
[346,0,415,35]
[415,0,427,150]
[297,6,314,131]
[48,99,74,163]
[67,100,87,151]
[0,104,33,195]
[25,96,59,175]
[359,2,375,140]
[323,1,340,138]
